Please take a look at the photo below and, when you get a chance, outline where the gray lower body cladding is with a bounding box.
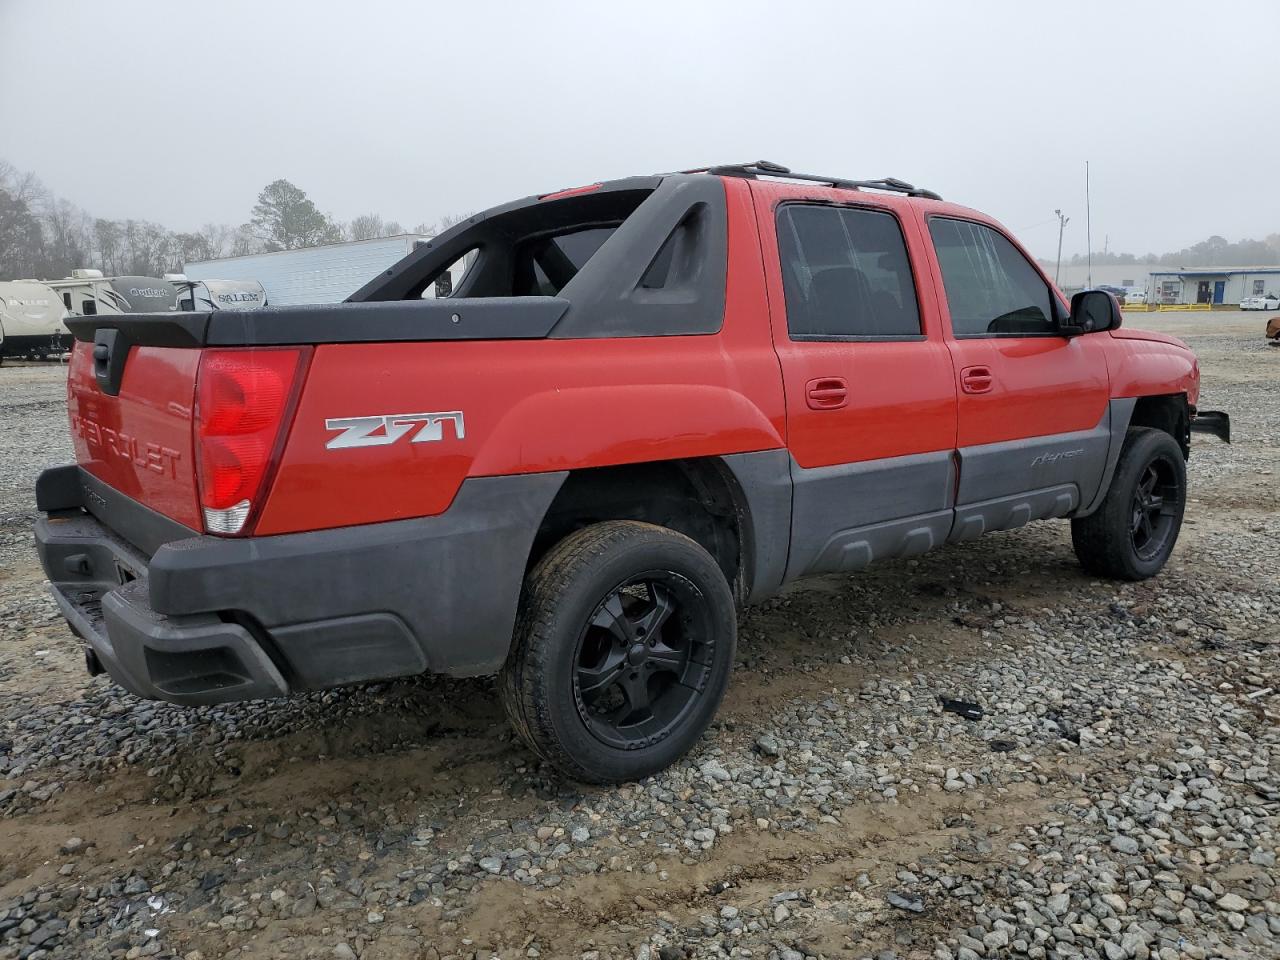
[951,409,1114,537]
[787,451,956,579]
[34,466,566,705]
[782,403,1125,580]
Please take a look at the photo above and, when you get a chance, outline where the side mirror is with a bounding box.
[1064,289,1123,336]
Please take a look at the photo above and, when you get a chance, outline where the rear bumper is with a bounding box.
[34,466,566,705]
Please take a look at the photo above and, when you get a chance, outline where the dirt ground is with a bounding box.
[0,312,1276,960]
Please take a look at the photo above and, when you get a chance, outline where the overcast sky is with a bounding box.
[2,0,1276,259]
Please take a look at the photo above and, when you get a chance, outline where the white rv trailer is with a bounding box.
[44,270,125,317]
[168,276,268,312]
[45,269,179,317]
[0,280,72,359]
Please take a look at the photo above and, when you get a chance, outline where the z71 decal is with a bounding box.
[324,411,466,449]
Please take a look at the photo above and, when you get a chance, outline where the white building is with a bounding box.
[1042,262,1160,295]
[184,235,429,306]
[1146,267,1280,306]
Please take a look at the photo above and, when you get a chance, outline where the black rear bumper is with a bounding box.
[34,466,566,705]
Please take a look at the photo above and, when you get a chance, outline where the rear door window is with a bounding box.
[776,204,922,339]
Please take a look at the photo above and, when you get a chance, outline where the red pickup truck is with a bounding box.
[35,162,1229,783]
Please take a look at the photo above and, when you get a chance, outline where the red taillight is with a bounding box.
[195,348,309,535]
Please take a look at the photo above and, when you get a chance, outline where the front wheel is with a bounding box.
[501,521,736,783]
[1071,427,1186,580]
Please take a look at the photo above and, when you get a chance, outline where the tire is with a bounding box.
[1071,427,1186,581]
[500,520,736,783]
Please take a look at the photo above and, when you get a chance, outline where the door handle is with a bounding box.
[960,365,994,394]
[806,377,848,410]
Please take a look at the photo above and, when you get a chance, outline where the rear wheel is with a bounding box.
[1071,427,1186,580]
[501,521,736,783]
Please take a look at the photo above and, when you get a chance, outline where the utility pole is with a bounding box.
[1085,160,1093,289]
[1055,209,1070,286]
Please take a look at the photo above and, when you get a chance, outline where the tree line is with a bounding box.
[0,158,465,281]
[1058,233,1280,268]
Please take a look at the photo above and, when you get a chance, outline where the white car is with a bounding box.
[1240,293,1280,310]
[1124,290,1147,304]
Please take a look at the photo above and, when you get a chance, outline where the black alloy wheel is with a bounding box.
[1130,456,1180,561]
[1071,426,1187,581]
[573,574,714,751]
[501,521,737,783]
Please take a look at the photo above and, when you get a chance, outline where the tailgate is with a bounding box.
[67,339,202,530]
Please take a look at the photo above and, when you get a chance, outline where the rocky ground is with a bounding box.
[0,314,1276,960]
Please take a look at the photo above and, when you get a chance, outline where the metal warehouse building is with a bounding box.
[1148,267,1280,306]
[184,235,428,306]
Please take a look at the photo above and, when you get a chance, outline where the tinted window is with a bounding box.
[929,219,1055,336]
[777,205,922,338]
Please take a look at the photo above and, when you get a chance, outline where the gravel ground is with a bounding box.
[0,315,1276,960]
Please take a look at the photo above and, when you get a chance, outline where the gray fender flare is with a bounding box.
[1074,398,1137,517]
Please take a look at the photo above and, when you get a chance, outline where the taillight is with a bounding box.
[195,347,309,535]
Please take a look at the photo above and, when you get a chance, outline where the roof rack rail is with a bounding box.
[683,161,942,201]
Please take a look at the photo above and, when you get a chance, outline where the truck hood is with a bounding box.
[1109,327,1190,350]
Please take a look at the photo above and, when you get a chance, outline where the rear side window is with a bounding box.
[777,204,922,339]
[928,218,1056,336]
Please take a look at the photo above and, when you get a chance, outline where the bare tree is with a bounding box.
[93,219,124,275]
[348,213,385,241]
[230,225,264,257]
[42,199,93,277]
[196,223,236,261]
[411,212,471,238]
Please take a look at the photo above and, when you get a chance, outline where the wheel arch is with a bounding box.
[526,451,792,604]
[1129,392,1191,457]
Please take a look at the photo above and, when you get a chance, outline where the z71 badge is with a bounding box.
[324,411,465,449]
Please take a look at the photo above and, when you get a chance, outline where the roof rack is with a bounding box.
[683,160,942,201]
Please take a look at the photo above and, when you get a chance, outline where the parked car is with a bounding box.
[1124,290,1147,305]
[1240,293,1280,310]
[34,161,1231,783]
